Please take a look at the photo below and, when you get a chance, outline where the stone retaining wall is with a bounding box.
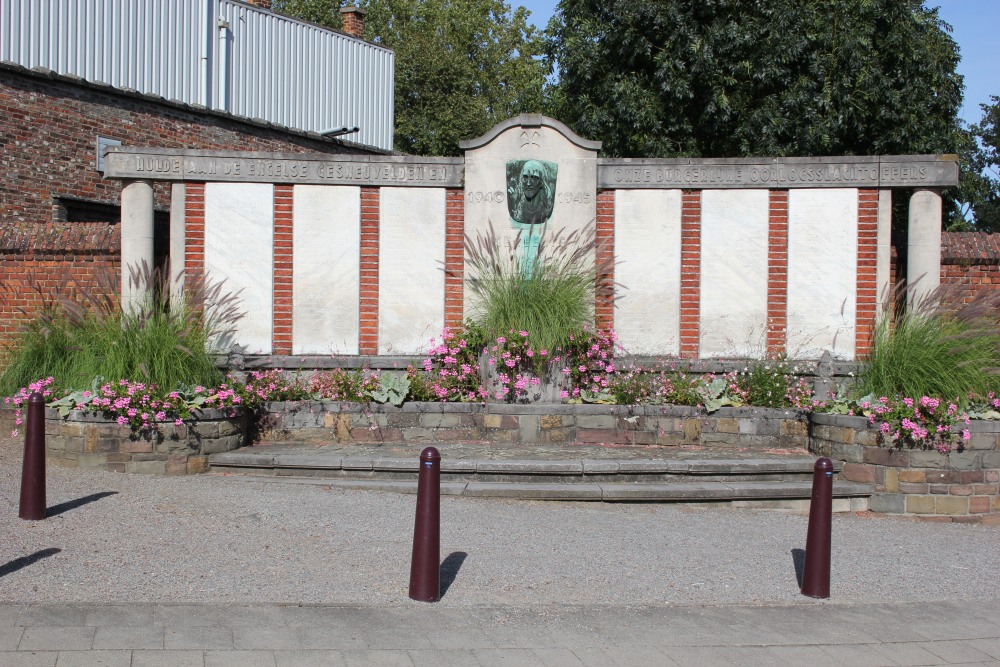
[810,413,1000,522]
[43,408,247,475]
[261,402,810,450]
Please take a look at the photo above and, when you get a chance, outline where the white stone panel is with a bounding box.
[462,125,597,317]
[292,185,360,355]
[379,188,446,354]
[204,183,274,354]
[787,189,858,359]
[614,190,682,355]
[699,190,770,358]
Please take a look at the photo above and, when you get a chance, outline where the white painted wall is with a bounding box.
[787,189,858,359]
[378,188,447,354]
[614,189,682,355]
[292,185,361,355]
[699,189,770,357]
[204,183,274,354]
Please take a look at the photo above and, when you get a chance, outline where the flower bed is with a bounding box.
[44,406,247,475]
[811,412,1000,520]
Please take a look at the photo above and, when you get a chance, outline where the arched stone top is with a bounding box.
[459,114,602,152]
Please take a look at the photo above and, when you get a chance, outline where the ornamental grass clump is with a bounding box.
[0,262,244,395]
[855,285,1000,402]
[463,222,614,356]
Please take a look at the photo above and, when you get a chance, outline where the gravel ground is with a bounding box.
[0,432,997,607]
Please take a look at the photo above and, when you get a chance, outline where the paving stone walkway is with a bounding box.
[1,599,998,666]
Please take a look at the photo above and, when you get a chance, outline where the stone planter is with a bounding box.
[478,354,569,403]
[260,401,810,450]
[810,412,1000,521]
[44,407,248,475]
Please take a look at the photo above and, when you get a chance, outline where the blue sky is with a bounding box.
[517,0,999,126]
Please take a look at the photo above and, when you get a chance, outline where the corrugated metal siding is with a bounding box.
[1,0,395,151]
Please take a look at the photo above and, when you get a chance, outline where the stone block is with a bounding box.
[909,450,949,468]
[126,460,166,475]
[577,415,617,429]
[329,413,348,441]
[716,418,739,434]
[841,463,877,484]
[683,418,701,441]
[781,419,808,437]
[950,484,974,496]
[386,412,420,428]
[401,427,435,442]
[936,495,969,515]
[106,453,131,463]
[949,451,982,470]
[187,456,209,475]
[897,469,926,483]
[973,483,999,495]
[77,453,108,469]
[899,482,929,494]
[200,438,235,455]
[483,414,502,429]
[539,414,562,429]
[884,468,899,493]
[107,463,126,473]
[420,413,461,428]
[868,493,905,514]
[853,429,880,447]
[539,428,573,443]
[190,422,219,439]
[434,428,478,442]
[961,470,985,484]
[576,428,624,444]
[519,415,539,444]
[122,441,153,454]
[928,484,949,494]
[217,420,242,436]
[987,470,1000,483]
[165,462,188,476]
[925,469,956,484]
[831,444,863,464]
[905,495,936,514]
[982,452,1000,469]
[966,433,997,450]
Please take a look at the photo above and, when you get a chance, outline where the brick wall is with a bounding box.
[0,63,373,346]
[940,232,1000,305]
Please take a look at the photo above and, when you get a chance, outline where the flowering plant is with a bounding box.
[420,325,486,401]
[858,394,970,453]
[480,329,546,402]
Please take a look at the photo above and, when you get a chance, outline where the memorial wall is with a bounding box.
[104,116,959,362]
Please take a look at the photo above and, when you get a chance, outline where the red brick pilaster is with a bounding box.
[679,190,702,358]
[767,190,789,357]
[359,187,380,355]
[595,190,616,331]
[856,189,879,357]
[184,182,205,279]
[272,185,293,355]
[444,188,465,330]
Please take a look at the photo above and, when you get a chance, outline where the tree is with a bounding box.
[962,96,1000,231]
[546,0,967,161]
[274,0,547,156]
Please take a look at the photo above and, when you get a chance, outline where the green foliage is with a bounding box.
[0,265,243,396]
[369,373,411,406]
[855,288,1000,402]
[464,223,610,355]
[960,96,1000,232]
[276,0,547,156]
[547,0,965,160]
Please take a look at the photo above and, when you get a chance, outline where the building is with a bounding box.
[0,0,394,342]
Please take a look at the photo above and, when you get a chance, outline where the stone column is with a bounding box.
[169,183,186,305]
[120,180,155,314]
[906,188,942,309]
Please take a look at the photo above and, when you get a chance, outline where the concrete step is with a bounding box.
[209,445,873,509]
[209,473,873,510]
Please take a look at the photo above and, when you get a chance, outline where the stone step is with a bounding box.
[209,473,873,510]
[209,451,837,484]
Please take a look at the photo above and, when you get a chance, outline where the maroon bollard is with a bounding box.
[409,446,441,602]
[19,392,47,521]
[801,456,834,598]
